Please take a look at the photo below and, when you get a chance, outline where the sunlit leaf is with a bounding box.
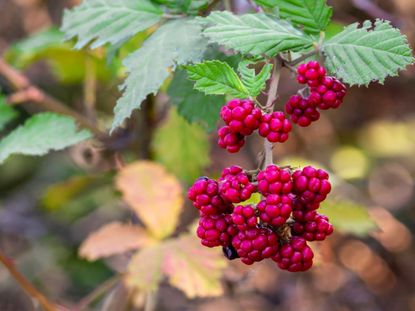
[0,95,18,131]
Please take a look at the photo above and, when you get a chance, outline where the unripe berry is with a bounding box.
[258,111,292,143]
[272,236,314,272]
[232,227,279,265]
[257,165,293,196]
[197,214,238,247]
[218,126,245,153]
[232,204,257,230]
[220,99,262,136]
[292,213,333,241]
[297,61,326,87]
[285,94,320,127]
[219,166,256,203]
[257,195,292,227]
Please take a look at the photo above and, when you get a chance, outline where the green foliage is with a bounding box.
[198,11,313,56]
[238,61,273,97]
[111,19,207,132]
[273,0,332,34]
[168,69,224,131]
[253,0,278,8]
[320,200,377,236]
[61,0,163,49]
[152,0,208,13]
[323,19,414,86]
[153,108,210,184]
[0,113,92,164]
[0,95,18,132]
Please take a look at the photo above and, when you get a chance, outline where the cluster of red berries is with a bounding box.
[286,61,347,127]
[188,164,333,272]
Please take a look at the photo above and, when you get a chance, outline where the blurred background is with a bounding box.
[0,0,415,310]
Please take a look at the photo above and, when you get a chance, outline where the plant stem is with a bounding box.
[286,50,318,67]
[144,291,157,311]
[0,252,57,311]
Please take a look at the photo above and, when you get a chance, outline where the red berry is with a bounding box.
[285,94,320,127]
[232,204,257,230]
[220,99,262,136]
[219,166,256,203]
[188,177,232,215]
[197,214,238,247]
[258,111,292,143]
[232,227,279,265]
[311,77,347,110]
[218,126,245,153]
[296,61,326,87]
[272,237,314,272]
[257,165,293,196]
[292,166,332,207]
[292,213,333,241]
[257,194,292,227]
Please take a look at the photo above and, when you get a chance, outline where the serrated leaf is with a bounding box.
[273,0,332,34]
[238,61,273,97]
[153,108,210,183]
[79,222,154,261]
[0,113,92,164]
[115,161,183,239]
[0,95,18,131]
[168,69,224,131]
[186,60,249,97]
[323,19,414,86]
[253,0,278,8]
[111,19,208,132]
[198,11,313,56]
[320,200,377,236]
[61,0,162,49]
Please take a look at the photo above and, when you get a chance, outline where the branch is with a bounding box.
[0,59,105,138]
[0,252,58,311]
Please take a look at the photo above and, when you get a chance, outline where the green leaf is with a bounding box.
[273,0,332,34]
[186,60,249,98]
[153,108,210,183]
[0,113,92,164]
[323,19,415,86]
[198,11,313,56]
[168,69,224,131]
[111,19,208,132]
[61,0,163,49]
[253,0,278,8]
[0,95,18,132]
[320,200,377,236]
[238,61,273,97]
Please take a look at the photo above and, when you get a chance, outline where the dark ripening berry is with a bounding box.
[232,227,279,265]
[232,204,257,230]
[219,166,256,203]
[258,111,292,143]
[297,61,326,87]
[292,213,334,241]
[197,214,238,247]
[218,125,245,153]
[223,245,240,260]
[257,165,293,196]
[285,94,320,127]
[188,177,232,216]
[310,76,347,110]
[292,166,331,207]
[257,194,292,227]
[220,99,262,136]
[272,236,314,272]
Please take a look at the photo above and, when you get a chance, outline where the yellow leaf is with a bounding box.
[79,222,153,261]
[116,161,183,239]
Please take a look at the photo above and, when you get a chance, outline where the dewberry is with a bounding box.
[197,214,238,247]
[292,199,319,219]
[219,166,256,203]
[232,227,279,265]
[188,177,232,215]
[232,204,257,230]
[220,99,262,136]
[257,195,292,227]
[218,126,245,153]
[292,213,333,241]
[285,94,320,127]
[258,111,292,143]
[311,76,347,110]
[272,236,314,272]
[292,166,331,207]
[297,61,326,87]
[257,165,293,196]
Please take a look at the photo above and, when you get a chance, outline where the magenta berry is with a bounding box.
[296,61,326,87]
[197,214,238,247]
[292,213,333,241]
[218,125,245,153]
[272,236,314,272]
[311,76,347,110]
[220,99,262,136]
[257,165,293,196]
[257,195,292,227]
[219,166,256,203]
[292,166,332,207]
[232,227,279,265]
[188,177,232,216]
[258,111,292,143]
[232,204,257,230]
[285,94,320,127]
